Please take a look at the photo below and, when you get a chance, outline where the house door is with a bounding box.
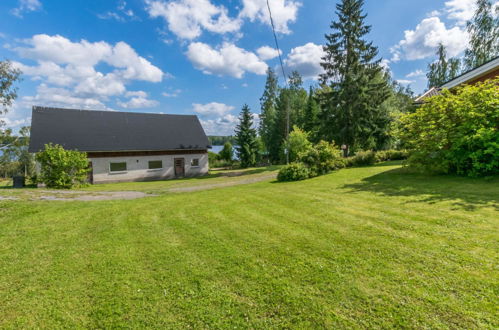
[174,158,185,177]
[87,161,94,184]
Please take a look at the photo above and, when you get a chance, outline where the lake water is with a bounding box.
[210,145,223,154]
[210,145,238,159]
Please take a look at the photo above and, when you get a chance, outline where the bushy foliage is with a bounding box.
[400,78,499,177]
[285,126,312,163]
[277,163,310,182]
[36,144,89,188]
[219,142,233,164]
[300,141,345,177]
[375,149,408,162]
[347,150,377,166]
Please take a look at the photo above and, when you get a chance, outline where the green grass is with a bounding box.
[0,162,498,328]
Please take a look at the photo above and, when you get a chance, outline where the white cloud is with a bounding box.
[162,89,181,98]
[186,42,268,78]
[380,59,391,72]
[22,84,109,110]
[117,97,159,109]
[11,0,42,18]
[146,0,241,40]
[98,0,137,22]
[256,46,280,60]
[239,0,301,34]
[390,17,468,61]
[396,79,415,85]
[193,102,235,116]
[284,42,325,79]
[12,34,165,110]
[406,69,425,78]
[444,0,476,25]
[200,114,239,135]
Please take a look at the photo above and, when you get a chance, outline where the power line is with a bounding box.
[266,0,288,88]
[266,0,290,164]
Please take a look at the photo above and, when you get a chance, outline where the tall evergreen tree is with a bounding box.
[259,68,278,156]
[235,104,258,168]
[287,71,308,129]
[320,0,391,153]
[464,0,499,70]
[427,44,461,88]
[303,86,320,141]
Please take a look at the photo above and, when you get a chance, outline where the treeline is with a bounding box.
[0,127,35,179]
[208,136,236,146]
[233,0,498,169]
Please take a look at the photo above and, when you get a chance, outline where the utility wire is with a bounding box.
[266,0,290,164]
[266,0,288,88]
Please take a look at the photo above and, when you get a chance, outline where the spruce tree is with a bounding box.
[235,104,258,168]
[303,86,320,141]
[427,44,461,88]
[464,0,499,70]
[320,0,390,153]
[259,68,278,157]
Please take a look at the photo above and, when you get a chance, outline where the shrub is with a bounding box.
[300,141,344,177]
[375,149,408,162]
[285,126,313,163]
[347,150,377,167]
[36,144,89,188]
[400,78,499,177]
[277,163,310,182]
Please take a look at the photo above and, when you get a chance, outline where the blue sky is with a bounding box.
[0,0,474,135]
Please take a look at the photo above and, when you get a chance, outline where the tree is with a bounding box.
[235,104,258,168]
[287,71,308,128]
[303,86,320,141]
[36,144,89,188]
[400,77,499,177]
[427,44,461,88]
[284,126,312,163]
[219,142,233,164]
[0,60,22,127]
[464,0,499,70]
[320,0,391,154]
[259,68,279,159]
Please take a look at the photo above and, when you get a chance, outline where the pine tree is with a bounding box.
[320,0,390,153]
[259,68,278,157]
[464,0,499,70]
[427,44,461,88]
[235,104,258,168]
[303,86,320,141]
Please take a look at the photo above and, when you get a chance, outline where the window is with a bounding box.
[191,158,200,167]
[148,160,163,170]
[110,162,127,172]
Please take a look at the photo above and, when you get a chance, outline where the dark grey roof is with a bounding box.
[29,106,211,153]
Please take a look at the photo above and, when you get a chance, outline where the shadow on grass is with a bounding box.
[342,167,499,211]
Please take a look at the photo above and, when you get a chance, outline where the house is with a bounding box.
[28,106,211,184]
[414,56,499,103]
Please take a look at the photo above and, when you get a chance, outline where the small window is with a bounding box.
[191,158,200,167]
[148,160,163,169]
[110,162,127,172]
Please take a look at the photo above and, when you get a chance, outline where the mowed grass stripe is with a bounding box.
[0,163,497,328]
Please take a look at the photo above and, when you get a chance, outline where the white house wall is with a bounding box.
[89,153,208,184]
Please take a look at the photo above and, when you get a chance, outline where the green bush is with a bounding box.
[347,150,377,167]
[36,144,89,189]
[300,141,344,177]
[375,149,408,162]
[400,78,499,177]
[277,163,310,182]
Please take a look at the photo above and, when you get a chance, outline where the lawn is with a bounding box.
[0,162,497,328]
